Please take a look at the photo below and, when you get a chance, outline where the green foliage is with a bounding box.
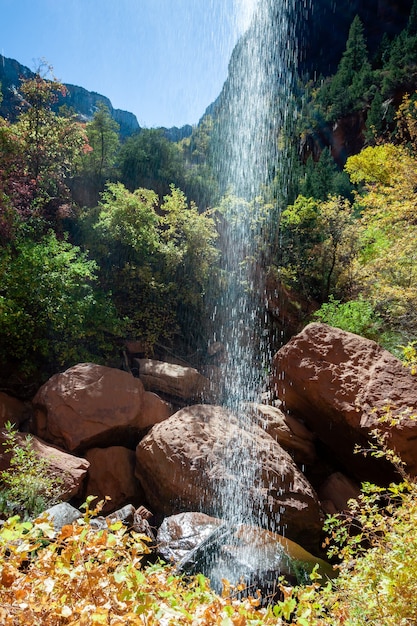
[0,228,122,385]
[317,16,373,121]
[401,341,417,375]
[119,128,185,196]
[81,102,120,180]
[280,195,357,301]
[313,296,383,340]
[0,422,62,519]
[85,183,219,351]
[95,182,160,258]
[300,149,352,202]
[345,143,417,341]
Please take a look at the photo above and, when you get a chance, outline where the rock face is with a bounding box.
[84,446,145,514]
[33,363,146,452]
[272,323,417,480]
[136,405,323,551]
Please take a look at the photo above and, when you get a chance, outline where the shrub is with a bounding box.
[0,422,62,519]
[312,296,383,340]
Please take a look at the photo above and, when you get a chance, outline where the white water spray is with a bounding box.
[211,0,299,531]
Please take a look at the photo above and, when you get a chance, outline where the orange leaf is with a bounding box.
[1,566,16,587]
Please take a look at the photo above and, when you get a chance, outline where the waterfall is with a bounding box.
[210,0,299,530]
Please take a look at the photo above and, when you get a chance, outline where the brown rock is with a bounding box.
[140,391,173,429]
[318,472,361,515]
[33,363,145,452]
[272,323,417,480]
[136,359,210,402]
[135,405,323,551]
[84,447,145,514]
[247,403,316,464]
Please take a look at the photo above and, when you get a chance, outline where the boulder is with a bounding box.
[0,431,89,500]
[84,447,145,514]
[247,403,316,464]
[136,359,210,402]
[318,472,361,515]
[272,323,417,480]
[33,363,146,452]
[136,405,323,552]
[140,391,173,429]
[157,512,334,597]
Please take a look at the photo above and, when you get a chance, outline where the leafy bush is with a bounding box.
[85,183,219,352]
[0,422,62,520]
[0,228,123,388]
[0,502,286,625]
[312,296,383,340]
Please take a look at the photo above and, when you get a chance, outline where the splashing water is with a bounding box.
[210,0,299,531]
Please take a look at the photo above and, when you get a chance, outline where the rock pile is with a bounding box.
[1,323,417,593]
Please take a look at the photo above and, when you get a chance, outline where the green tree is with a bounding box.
[300,149,352,201]
[345,143,417,342]
[280,194,357,301]
[82,102,120,179]
[319,16,373,121]
[12,66,88,229]
[0,228,122,391]
[87,183,218,352]
[119,129,185,196]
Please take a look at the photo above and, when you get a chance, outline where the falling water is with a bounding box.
[210,0,299,531]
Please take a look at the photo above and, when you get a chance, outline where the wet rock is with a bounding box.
[84,447,145,514]
[158,511,224,564]
[136,405,323,552]
[136,359,211,402]
[33,363,145,451]
[157,512,334,598]
[272,323,417,481]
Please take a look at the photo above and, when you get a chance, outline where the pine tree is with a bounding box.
[327,16,373,120]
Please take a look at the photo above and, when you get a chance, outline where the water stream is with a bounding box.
[211,0,299,532]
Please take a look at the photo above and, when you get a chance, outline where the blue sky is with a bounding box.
[0,0,256,127]
[1,0,255,128]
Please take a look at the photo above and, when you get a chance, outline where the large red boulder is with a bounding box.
[272,323,417,480]
[33,363,146,452]
[135,404,323,552]
[84,446,145,514]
